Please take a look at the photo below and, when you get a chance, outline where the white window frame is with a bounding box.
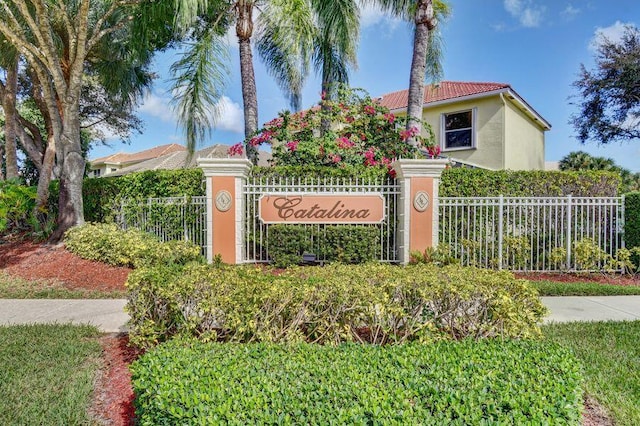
[440,108,477,152]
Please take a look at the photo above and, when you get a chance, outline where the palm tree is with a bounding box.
[173,0,360,161]
[373,0,450,147]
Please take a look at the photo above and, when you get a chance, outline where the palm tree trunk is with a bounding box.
[3,60,19,179]
[237,1,259,164]
[406,0,435,148]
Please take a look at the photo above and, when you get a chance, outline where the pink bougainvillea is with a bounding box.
[228,143,244,156]
[427,144,441,158]
[234,87,436,175]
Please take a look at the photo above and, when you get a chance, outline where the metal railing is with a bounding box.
[439,196,625,271]
[244,176,400,263]
[117,196,207,256]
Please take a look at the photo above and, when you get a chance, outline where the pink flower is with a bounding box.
[363,105,376,115]
[345,116,355,123]
[228,143,244,156]
[363,148,377,166]
[286,140,299,151]
[328,153,342,164]
[399,126,419,141]
[321,91,327,100]
[337,137,355,149]
[265,117,284,129]
[427,145,441,159]
[384,113,396,124]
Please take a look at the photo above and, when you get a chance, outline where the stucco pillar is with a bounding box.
[197,158,252,264]
[393,159,449,264]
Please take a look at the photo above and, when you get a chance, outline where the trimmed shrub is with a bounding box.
[131,339,583,425]
[266,224,380,267]
[440,168,620,197]
[126,263,547,348]
[64,223,203,268]
[250,165,390,181]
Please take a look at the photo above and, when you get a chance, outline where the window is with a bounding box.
[93,169,101,177]
[441,109,475,150]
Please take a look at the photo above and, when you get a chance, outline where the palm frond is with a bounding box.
[169,26,230,153]
[255,0,315,111]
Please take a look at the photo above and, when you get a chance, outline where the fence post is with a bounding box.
[392,159,449,265]
[197,157,252,264]
[498,195,504,270]
[566,194,572,270]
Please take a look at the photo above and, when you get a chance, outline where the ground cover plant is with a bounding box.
[544,321,640,426]
[131,339,582,424]
[0,324,102,425]
[126,262,547,348]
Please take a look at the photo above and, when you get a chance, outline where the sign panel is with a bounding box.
[259,193,385,224]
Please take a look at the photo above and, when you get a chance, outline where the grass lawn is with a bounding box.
[0,324,103,425]
[531,280,640,296]
[544,321,640,426]
[0,271,126,299]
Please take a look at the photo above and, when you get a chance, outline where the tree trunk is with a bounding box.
[406,0,434,148]
[237,1,259,164]
[49,107,85,242]
[3,60,20,180]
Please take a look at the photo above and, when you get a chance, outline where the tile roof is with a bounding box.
[376,81,511,111]
[107,144,272,177]
[91,143,186,166]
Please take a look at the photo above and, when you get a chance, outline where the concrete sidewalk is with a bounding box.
[0,297,639,332]
[0,299,129,333]
[541,296,640,323]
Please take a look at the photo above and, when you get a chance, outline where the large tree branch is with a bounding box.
[86,0,141,52]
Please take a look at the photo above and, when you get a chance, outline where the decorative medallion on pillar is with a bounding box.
[215,190,232,212]
[413,191,430,212]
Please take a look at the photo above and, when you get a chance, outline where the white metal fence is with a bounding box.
[117,196,208,256]
[244,176,400,263]
[439,196,625,271]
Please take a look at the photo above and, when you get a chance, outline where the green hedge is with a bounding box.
[64,223,204,268]
[131,340,583,425]
[126,263,547,348]
[440,168,620,196]
[49,169,205,222]
[625,192,640,249]
[250,165,390,181]
[266,224,380,267]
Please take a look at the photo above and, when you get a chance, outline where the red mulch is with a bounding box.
[0,237,130,291]
[90,334,143,426]
[0,236,620,425]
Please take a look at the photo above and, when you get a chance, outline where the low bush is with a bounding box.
[266,224,380,267]
[126,263,547,348]
[64,223,203,268]
[0,180,36,234]
[131,339,583,425]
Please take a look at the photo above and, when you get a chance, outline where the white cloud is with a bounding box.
[589,21,634,51]
[358,1,402,32]
[503,0,545,28]
[561,4,580,20]
[139,92,176,122]
[215,96,244,133]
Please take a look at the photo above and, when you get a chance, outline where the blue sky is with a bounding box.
[90,0,640,172]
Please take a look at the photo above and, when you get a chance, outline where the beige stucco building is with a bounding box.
[378,82,551,170]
